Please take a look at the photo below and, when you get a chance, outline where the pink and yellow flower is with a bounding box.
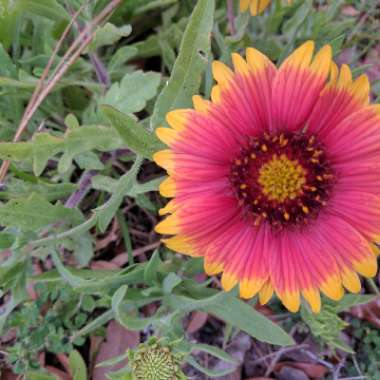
[240,0,291,16]
[154,41,380,313]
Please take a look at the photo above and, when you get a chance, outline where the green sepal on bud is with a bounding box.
[127,337,187,380]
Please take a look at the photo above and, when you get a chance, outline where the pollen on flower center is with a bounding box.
[258,154,306,203]
[230,132,334,228]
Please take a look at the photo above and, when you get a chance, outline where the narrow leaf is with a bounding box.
[143,249,161,286]
[150,0,215,129]
[191,343,239,364]
[336,294,377,312]
[186,356,237,378]
[165,293,293,346]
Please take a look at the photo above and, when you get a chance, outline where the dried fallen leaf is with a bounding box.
[277,366,310,380]
[275,362,328,379]
[92,321,139,380]
[213,333,251,380]
[0,369,18,380]
[56,353,70,373]
[45,366,71,380]
[350,297,380,329]
[96,218,119,250]
[90,260,119,269]
[341,5,359,16]
[186,311,208,334]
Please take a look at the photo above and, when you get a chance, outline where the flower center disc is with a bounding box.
[258,154,306,203]
[230,132,334,229]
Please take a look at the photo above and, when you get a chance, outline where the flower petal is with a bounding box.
[271,41,332,131]
[308,64,370,138]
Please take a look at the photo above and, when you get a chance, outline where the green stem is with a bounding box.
[367,278,380,296]
[31,216,97,246]
[117,210,134,265]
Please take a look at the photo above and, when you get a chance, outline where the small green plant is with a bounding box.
[347,318,380,378]
[6,283,99,373]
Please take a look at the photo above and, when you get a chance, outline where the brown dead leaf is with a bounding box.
[56,353,70,373]
[45,366,71,380]
[92,321,139,380]
[341,5,359,16]
[96,218,119,250]
[90,335,104,368]
[213,333,251,380]
[350,297,380,329]
[0,369,18,380]
[275,362,328,379]
[90,260,120,270]
[277,367,309,380]
[186,311,208,334]
[219,371,241,380]
[362,45,380,86]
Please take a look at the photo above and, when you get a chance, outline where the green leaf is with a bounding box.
[92,175,162,196]
[91,175,118,193]
[134,0,178,14]
[336,294,377,312]
[96,351,129,368]
[191,343,238,364]
[0,261,27,332]
[0,178,77,201]
[0,125,123,176]
[150,0,215,129]
[26,371,59,380]
[102,105,164,159]
[108,46,138,72]
[0,42,17,77]
[74,265,146,294]
[186,356,237,378]
[165,293,294,346]
[0,194,82,232]
[0,0,69,49]
[69,350,87,380]
[89,23,132,51]
[16,0,70,21]
[106,367,133,380]
[300,303,352,352]
[51,250,87,288]
[71,310,114,342]
[65,113,80,129]
[163,272,182,294]
[101,70,161,115]
[93,156,142,232]
[143,249,161,286]
[0,232,15,248]
[75,151,105,171]
[112,285,163,330]
[61,231,94,267]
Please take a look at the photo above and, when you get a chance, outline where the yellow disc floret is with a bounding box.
[258,154,306,202]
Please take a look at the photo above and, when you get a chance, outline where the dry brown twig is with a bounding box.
[0,0,122,182]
